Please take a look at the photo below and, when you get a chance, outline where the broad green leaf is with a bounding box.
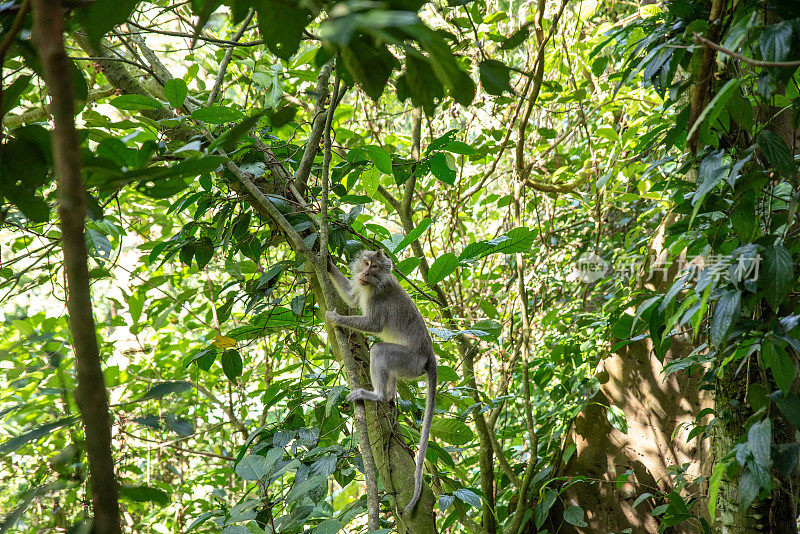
[394,218,432,254]
[535,489,558,528]
[709,290,741,347]
[564,505,589,527]
[747,419,771,468]
[429,152,457,185]
[758,130,795,176]
[428,253,459,285]
[119,484,169,506]
[708,462,725,523]
[191,105,245,124]
[222,349,243,383]
[770,391,800,429]
[164,78,188,108]
[479,59,513,95]
[365,145,393,174]
[0,417,77,455]
[110,94,163,111]
[738,468,759,509]
[313,518,340,534]
[500,24,530,50]
[82,0,140,48]
[287,474,327,503]
[235,453,271,481]
[256,0,312,60]
[692,152,727,205]
[140,381,193,400]
[759,21,793,62]
[762,339,794,392]
[453,488,481,508]
[430,418,474,445]
[760,244,793,311]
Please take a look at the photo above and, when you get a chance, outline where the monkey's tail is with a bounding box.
[404,360,437,515]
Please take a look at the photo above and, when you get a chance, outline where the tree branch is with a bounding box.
[693,32,800,68]
[206,10,255,106]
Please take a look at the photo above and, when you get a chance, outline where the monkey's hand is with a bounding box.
[325,310,341,324]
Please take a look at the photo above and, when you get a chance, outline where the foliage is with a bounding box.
[1,0,800,532]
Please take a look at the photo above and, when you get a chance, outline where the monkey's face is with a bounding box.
[356,251,391,287]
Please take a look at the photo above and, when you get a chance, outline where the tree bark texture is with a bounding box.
[31,1,121,533]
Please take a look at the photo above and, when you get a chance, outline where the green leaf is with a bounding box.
[685,78,742,143]
[110,94,163,111]
[428,253,459,285]
[221,349,243,383]
[479,59,513,96]
[760,244,793,311]
[365,145,393,174]
[429,152,457,185]
[759,21,793,62]
[632,492,653,510]
[430,418,474,445]
[164,78,188,108]
[692,152,727,205]
[339,37,399,101]
[708,462,725,523]
[762,339,794,392]
[563,505,589,527]
[0,417,77,455]
[394,218,432,254]
[772,443,800,479]
[770,391,800,429]
[453,488,481,508]
[287,474,327,503]
[256,0,311,60]
[313,518,340,534]
[235,453,271,481]
[738,468,759,509]
[710,290,741,347]
[395,54,444,116]
[140,381,193,401]
[535,489,558,528]
[757,130,795,176]
[82,0,140,49]
[747,419,771,468]
[119,484,169,506]
[191,105,245,124]
[500,24,530,50]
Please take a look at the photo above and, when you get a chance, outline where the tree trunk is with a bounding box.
[32,1,121,532]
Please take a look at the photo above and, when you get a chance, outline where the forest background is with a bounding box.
[1,0,800,532]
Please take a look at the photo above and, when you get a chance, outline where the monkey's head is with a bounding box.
[353,249,393,289]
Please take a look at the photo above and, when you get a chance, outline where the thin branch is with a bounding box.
[294,62,334,193]
[126,20,265,47]
[206,9,255,105]
[693,32,800,68]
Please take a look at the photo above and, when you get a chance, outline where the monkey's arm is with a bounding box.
[326,311,384,334]
[327,258,357,307]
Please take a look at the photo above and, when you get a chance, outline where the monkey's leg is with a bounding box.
[347,343,412,403]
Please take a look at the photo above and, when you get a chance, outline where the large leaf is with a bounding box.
[140,381,193,401]
[428,253,458,285]
[709,290,741,347]
[110,94,163,111]
[430,418,474,445]
[759,21,794,62]
[479,59,513,95]
[82,0,140,48]
[759,244,793,310]
[747,419,771,468]
[761,339,794,392]
[255,0,312,59]
[222,349,244,383]
[191,105,245,124]
[0,417,77,455]
[164,78,188,108]
[770,391,800,430]
[757,130,795,176]
[119,484,169,506]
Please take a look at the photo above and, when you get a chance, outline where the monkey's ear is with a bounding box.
[375,249,385,258]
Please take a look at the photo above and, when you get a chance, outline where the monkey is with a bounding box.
[325,249,436,515]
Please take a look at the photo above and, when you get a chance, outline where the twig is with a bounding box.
[693,32,800,68]
[206,9,255,105]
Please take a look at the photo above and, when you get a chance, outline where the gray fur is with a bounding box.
[326,249,436,515]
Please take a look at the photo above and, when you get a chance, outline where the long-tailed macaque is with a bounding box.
[326,249,436,514]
